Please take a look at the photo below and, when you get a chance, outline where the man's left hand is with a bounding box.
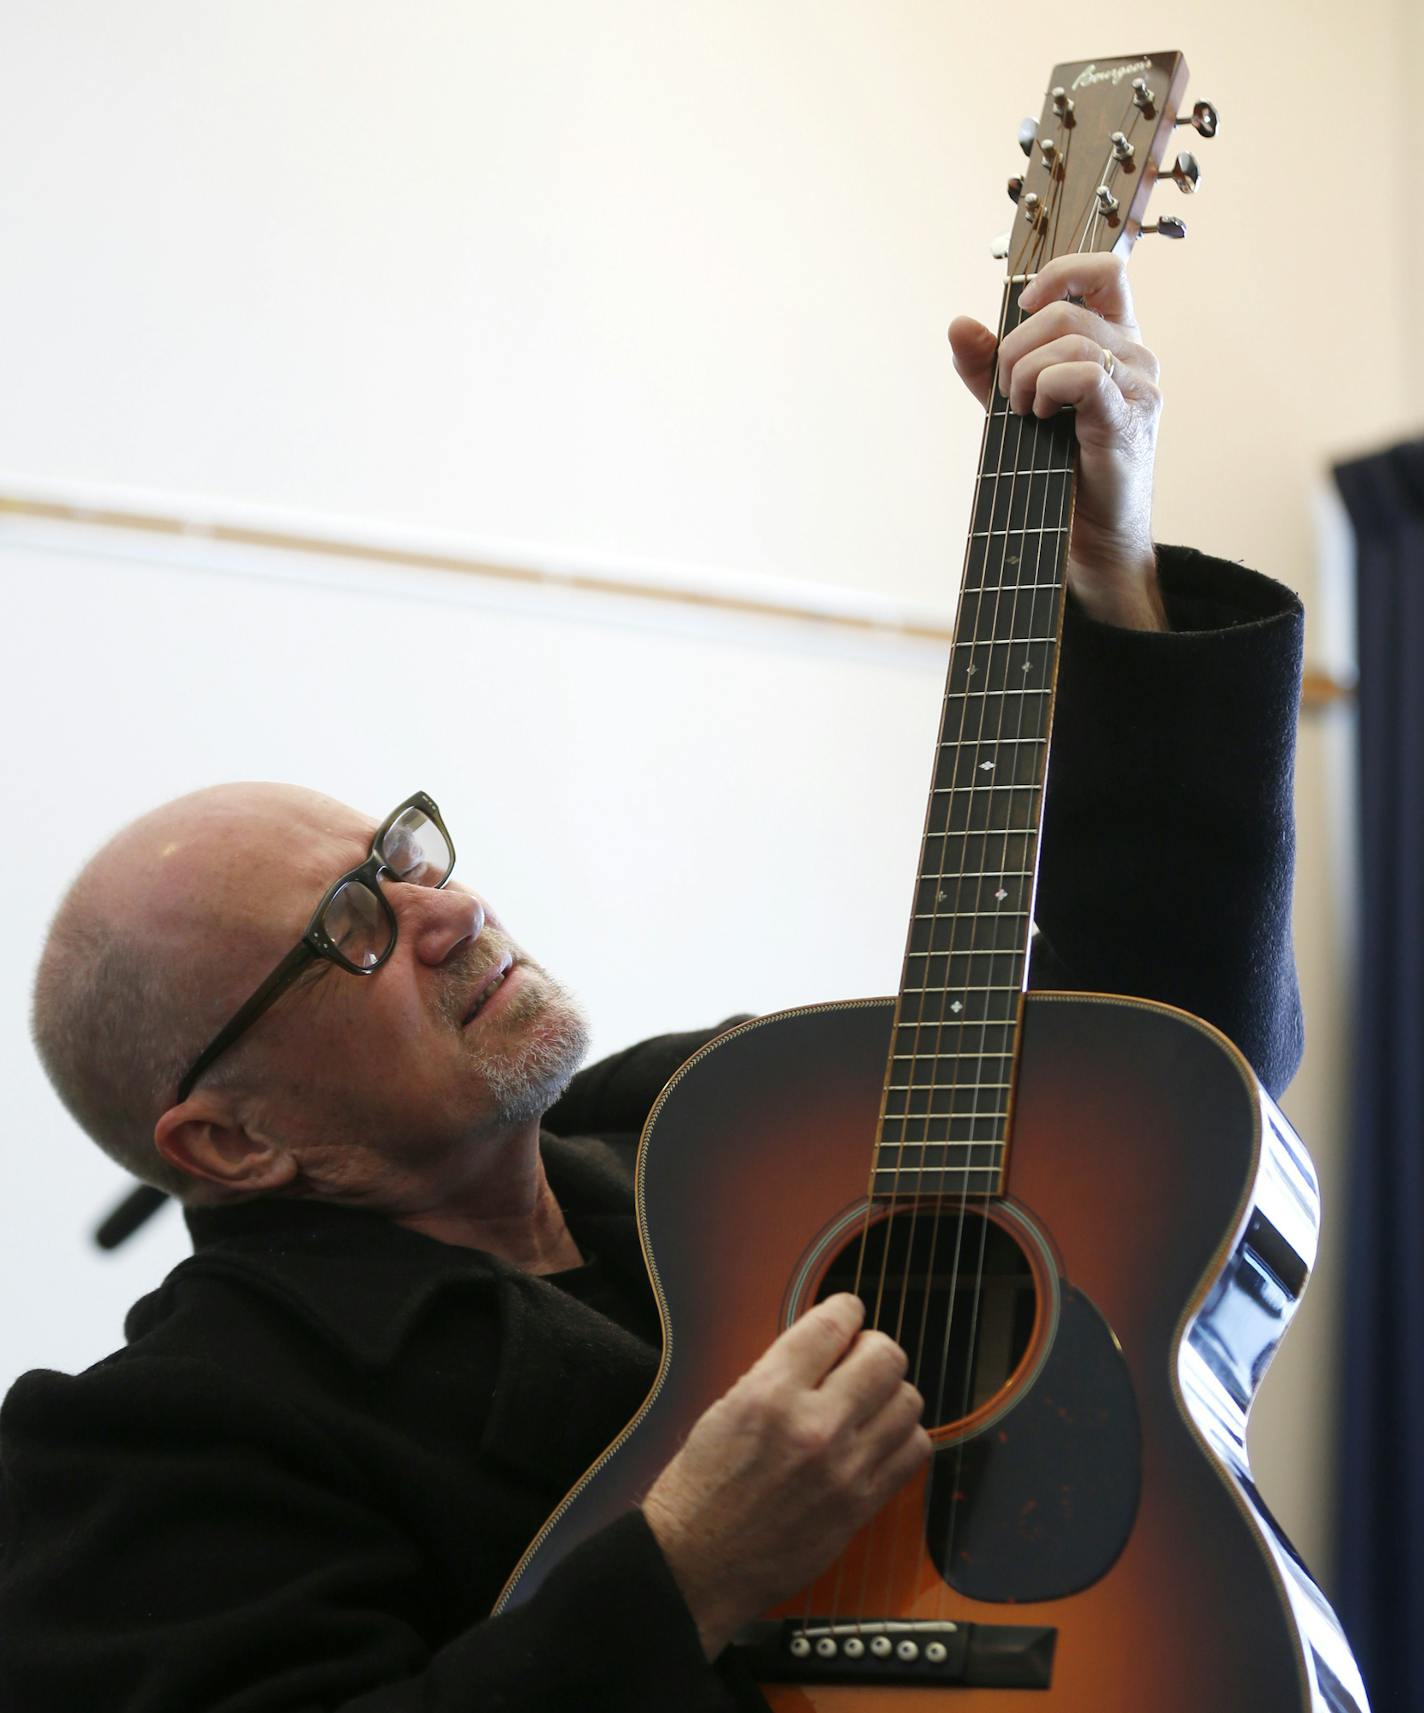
[948,251,1166,632]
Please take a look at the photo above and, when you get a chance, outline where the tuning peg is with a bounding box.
[1141,215,1188,239]
[1017,117,1038,157]
[1175,100,1219,138]
[990,232,1010,259]
[1169,152,1201,194]
[1007,174,1024,204]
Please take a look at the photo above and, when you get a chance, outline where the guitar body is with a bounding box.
[500,56,1370,1708]
[498,993,1367,1712]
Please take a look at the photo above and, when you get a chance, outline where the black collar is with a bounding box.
[134,1132,650,1370]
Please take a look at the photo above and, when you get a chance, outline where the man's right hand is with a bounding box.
[641,1293,933,1658]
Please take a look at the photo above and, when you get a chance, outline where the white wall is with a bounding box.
[0,520,950,1359]
[3,1,1415,1597]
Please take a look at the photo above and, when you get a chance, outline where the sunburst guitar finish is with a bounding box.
[502,46,1369,1710]
[497,996,1367,1711]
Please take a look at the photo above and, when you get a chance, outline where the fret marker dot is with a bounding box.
[936,889,948,903]
[950,1000,963,1014]
[979,761,994,772]
[1006,554,1019,566]
[966,663,978,676]
[995,887,1008,902]
[1021,659,1033,674]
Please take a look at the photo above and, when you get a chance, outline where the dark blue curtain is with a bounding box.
[1333,440,1424,1713]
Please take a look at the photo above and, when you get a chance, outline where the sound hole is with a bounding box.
[815,1204,1037,1432]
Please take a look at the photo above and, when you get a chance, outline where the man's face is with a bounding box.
[150,784,588,1189]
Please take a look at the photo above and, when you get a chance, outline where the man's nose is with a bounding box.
[408,885,486,966]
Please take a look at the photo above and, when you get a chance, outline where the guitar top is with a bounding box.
[498,51,1371,1713]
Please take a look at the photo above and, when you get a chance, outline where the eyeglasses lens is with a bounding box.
[378,806,453,887]
[322,880,390,970]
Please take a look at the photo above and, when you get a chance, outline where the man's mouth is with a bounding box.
[461,954,516,1026]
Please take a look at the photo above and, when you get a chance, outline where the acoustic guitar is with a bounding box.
[498,51,1370,1712]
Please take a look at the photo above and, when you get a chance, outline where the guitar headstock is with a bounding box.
[1004,52,1213,275]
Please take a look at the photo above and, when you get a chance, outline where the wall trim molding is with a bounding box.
[0,485,1354,709]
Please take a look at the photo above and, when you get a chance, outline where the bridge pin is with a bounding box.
[869,1635,893,1658]
[926,1641,949,1664]
[843,1637,865,1658]
[815,1637,838,1658]
[788,1634,811,1658]
[896,1639,921,1661]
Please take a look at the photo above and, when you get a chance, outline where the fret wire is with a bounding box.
[961,580,1062,594]
[875,1164,1005,1173]
[891,1041,1014,1055]
[874,1159,1004,1169]
[872,1167,1004,1177]
[905,949,1024,962]
[884,1082,1013,1092]
[899,983,1025,994]
[879,1138,1007,1148]
[968,526,1068,538]
[974,467,1075,478]
[929,785,1039,796]
[877,1143,1008,1153]
[875,1142,1006,1154]
[949,635,1059,647]
[943,687,1048,699]
[918,867,1034,879]
[932,737,1043,747]
[880,1120,1007,1131]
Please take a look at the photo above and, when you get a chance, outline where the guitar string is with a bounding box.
[937,361,1069,1589]
[810,80,1157,1645]
[815,248,1018,1647]
[925,269,1048,1619]
[933,192,1071,1607]
[833,257,1025,1645]
[836,256,1028,1644]
[875,253,1056,1636]
[1073,83,1143,257]
[856,263,1030,1634]
[933,85,1152,1595]
[926,90,1120,1606]
[920,123,1071,1619]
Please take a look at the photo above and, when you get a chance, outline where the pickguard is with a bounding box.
[927,1282,1141,1601]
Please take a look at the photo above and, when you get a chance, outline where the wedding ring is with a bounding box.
[1100,345,1117,378]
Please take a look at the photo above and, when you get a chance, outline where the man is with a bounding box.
[0,254,1305,1710]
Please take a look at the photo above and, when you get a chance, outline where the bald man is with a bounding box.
[1,258,1307,1712]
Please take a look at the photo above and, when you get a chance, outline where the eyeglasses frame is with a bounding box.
[173,790,455,1103]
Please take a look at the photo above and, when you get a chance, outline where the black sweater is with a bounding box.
[0,548,1305,1713]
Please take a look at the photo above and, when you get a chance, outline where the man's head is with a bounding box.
[32,783,589,1207]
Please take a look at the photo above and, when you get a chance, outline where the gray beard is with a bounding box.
[475,966,590,1128]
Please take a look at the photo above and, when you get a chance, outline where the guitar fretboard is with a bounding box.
[873,280,1075,1199]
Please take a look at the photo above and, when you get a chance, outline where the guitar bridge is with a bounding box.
[730,1617,1056,1688]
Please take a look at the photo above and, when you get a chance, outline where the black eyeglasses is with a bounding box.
[175,790,456,1102]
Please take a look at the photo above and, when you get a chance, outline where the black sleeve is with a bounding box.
[1029,544,1304,1099]
[544,1019,754,1139]
[0,1362,737,1713]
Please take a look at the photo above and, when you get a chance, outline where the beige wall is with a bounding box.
[3,1,1417,1600]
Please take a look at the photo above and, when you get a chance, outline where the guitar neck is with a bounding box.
[873,280,1076,1198]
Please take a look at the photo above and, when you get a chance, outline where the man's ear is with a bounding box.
[153,1095,298,1196]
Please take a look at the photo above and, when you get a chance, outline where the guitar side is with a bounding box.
[496,993,1367,1713]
